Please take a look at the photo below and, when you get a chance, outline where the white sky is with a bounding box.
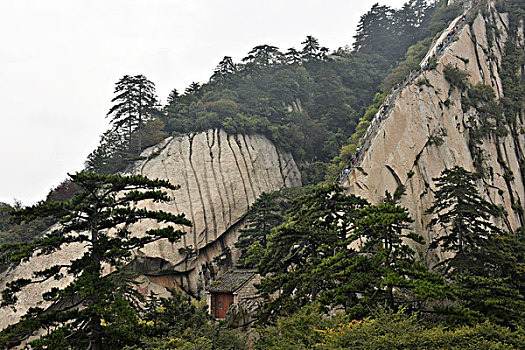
[0,0,408,205]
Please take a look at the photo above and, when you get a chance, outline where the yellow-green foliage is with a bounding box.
[255,303,344,350]
[317,311,525,349]
[382,37,433,91]
[256,306,525,350]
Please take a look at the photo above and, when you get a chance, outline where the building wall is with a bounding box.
[234,274,263,302]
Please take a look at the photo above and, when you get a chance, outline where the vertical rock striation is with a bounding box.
[0,129,301,329]
[129,129,301,293]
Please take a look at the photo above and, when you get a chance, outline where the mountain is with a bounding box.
[344,0,524,264]
[0,130,301,329]
[1,0,524,346]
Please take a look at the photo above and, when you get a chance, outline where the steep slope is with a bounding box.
[128,129,301,292]
[344,1,524,263]
[0,129,301,329]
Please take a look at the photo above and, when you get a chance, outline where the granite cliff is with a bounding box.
[128,129,301,293]
[0,129,301,329]
[344,0,524,263]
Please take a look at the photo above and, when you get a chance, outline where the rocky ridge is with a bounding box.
[344,1,524,263]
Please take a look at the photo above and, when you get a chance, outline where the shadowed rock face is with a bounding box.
[0,129,301,329]
[346,4,524,264]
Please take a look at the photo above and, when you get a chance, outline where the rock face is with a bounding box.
[129,129,301,293]
[0,129,301,329]
[345,2,524,263]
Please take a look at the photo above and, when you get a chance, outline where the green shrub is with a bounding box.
[444,64,469,91]
[317,310,525,350]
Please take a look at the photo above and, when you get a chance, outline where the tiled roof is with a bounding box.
[206,269,256,293]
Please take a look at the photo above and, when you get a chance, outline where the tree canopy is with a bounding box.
[255,185,447,322]
[6,0,524,348]
[426,166,525,327]
[86,2,449,176]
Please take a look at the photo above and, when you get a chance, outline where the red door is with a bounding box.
[212,293,234,319]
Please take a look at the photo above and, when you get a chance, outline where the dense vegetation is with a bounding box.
[256,304,525,349]
[1,0,525,349]
[0,201,54,246]
[228,168,524,350]
[0,173,193,349]
[329,0,464,174]
[3,167,523,349]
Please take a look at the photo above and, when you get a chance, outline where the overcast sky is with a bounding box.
[0,0,408,205]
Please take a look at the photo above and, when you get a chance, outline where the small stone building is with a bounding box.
[206,269,261,319]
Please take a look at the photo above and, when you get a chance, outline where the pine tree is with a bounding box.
[257,184,368,322]
[285,48,302,64]
[318,201,447,317]
[426,166,525,327]
[184,82,202,96]
[211,56,237,83]
[256,186,448,322]
[107,75,158,152]
[353,4,395,54]
[0,172,191,349]
[242,45,281,66]
[166,88,179,105]
[235,192,283,268]
[301,35,328,61]
[426,166,503,274]
[84,129,128,174]
[352,1,434,63]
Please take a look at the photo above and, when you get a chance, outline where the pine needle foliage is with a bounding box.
[256,185,447,323]
[426,166,502,274]
[235,192,284,268]
[426,166,525,327]
[256,184,368,322]
[0,172,191,350]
